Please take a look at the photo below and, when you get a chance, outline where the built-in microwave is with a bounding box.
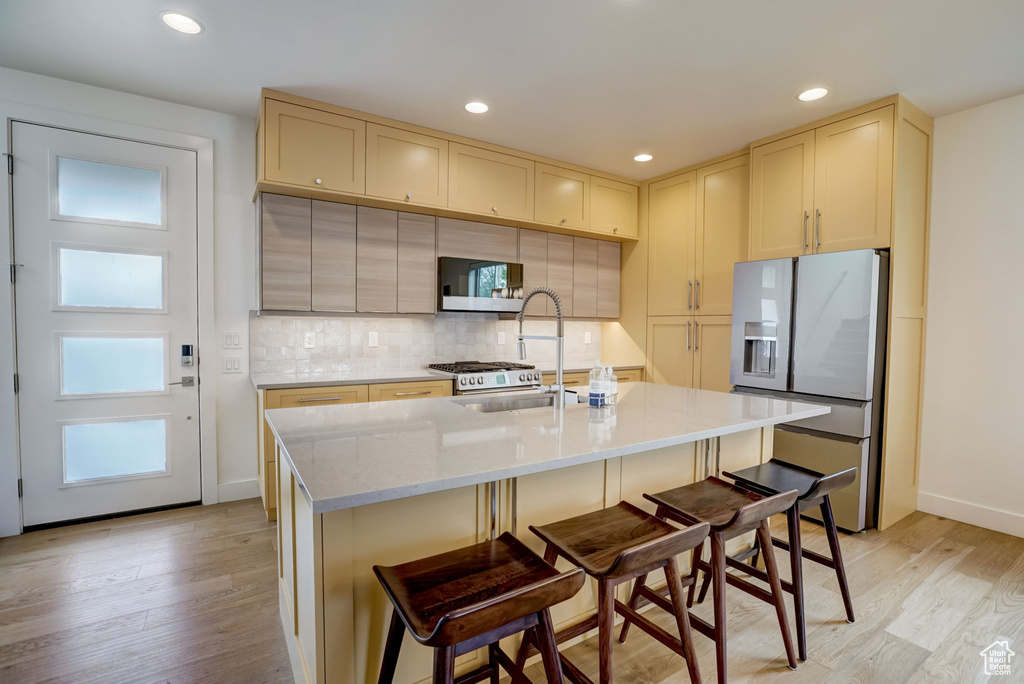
[437,257,525,312]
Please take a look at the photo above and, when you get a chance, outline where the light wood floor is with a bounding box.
[2,501,1022,684]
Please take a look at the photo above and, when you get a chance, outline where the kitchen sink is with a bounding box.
[458,394,556,413]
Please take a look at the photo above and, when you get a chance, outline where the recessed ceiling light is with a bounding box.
[798,87,829,102]
[161,11,204,34]
[634,154,653,162]
[465,102,489,114]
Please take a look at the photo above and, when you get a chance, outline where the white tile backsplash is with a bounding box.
[249,313,603,375]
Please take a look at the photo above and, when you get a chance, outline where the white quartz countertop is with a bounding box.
[265,382,830,514]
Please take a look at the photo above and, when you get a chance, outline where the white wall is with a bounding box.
[918,92,1024,538]
[0,66,258,535]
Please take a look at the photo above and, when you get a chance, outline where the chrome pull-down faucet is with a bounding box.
[517,287,577,409]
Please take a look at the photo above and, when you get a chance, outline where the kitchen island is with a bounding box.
[265,382,829,684]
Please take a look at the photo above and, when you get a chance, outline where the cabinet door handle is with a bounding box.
[815,209,821,248]
[695,280,701,310]
[394,390,433,396]
[694,322,700,351]
[297,396,343,402]
[803,211,810,250]
[687,281,693,310]
[686,321,691,351]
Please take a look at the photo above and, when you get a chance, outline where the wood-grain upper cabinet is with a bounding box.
[693,316,732,392]
[572,237,598,318]
[436,217,518,262]
[356,207,398,313]
[695,155,749,316]
[263,99,366,194]
[261,193,311,311]
[597,241,621,319]
[647,172,696,316]
[590,177,638,238]
[749,131,814,260]
[546,233,574,317]
[397,212,436,314]
[312,201,356,312]
[750,105,894,259]
[448,143,535,220]
[646,317,694,388]
[365,123,448,207]
[519,229,548,316]
[535,164,589,230]
[813,107,894,253]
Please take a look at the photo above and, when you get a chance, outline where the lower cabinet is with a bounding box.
[645,315,732,392]
[541,367,643,389]
[366,380,452,402]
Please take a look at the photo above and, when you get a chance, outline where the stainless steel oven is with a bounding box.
[427,361,541,395]
[437,257,524,313]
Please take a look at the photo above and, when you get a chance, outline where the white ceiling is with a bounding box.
[1,0,1022,180]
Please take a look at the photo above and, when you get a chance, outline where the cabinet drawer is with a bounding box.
[368,380,453,402]
[542,372,590,388]
[268,384,369,409]
[615,368,644,383]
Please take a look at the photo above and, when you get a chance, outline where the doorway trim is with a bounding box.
[0,101,218,536]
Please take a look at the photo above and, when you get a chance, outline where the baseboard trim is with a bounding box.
[918,491,1024,539]
[217,479,260,503]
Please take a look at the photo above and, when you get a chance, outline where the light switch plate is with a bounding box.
[222,356,242,373]
[303,332,315,349]
[584,331,592,344]
[497,331,506,345]
[223,332,242,349]
[368,331,379,348]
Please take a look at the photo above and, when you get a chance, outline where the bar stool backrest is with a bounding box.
[729,487,799,536]
[602,519,711,579]
[801,465,857,503]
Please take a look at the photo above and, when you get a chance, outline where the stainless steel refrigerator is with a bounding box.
[730,249,888,531]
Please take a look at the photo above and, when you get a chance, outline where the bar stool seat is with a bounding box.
[374,532,585,684]
[517,501,710,684]
[645,478,766,529]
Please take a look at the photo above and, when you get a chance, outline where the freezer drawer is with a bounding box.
[773,427,872,532]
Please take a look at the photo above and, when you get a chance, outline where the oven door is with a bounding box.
[438,257,524,312]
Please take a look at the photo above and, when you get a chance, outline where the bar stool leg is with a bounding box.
[757,520,797,670]
[598,579,615,683]
[696,565,713,606]
[786,506,807,662]
[664,556,702,684]
[487,643,500,684]
[710,532,728,684]
[378,609,405,684]
[433,645,456,684]
[536,608,567,684]
[617,573,648,643]
[686,538,705,608]
[821,496,855,623]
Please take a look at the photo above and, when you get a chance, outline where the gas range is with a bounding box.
[427,361,543,393]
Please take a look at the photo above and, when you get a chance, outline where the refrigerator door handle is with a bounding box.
[803,211,810,250]
[687,280,693,310]
[815,209,822,248]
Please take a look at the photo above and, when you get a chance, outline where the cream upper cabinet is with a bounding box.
[397,212,436,314]
[356,207,398,313]
[572,237,598,318]
[750,105,895,259]
[436,217,519,262]
[695,155,749,316]
[263,99,366,194]
[813,106,894,253]
[365,123,448,207]
[448,143,535,221]
[590,177,638,238]
[647,172,696,316]
[546,233,574,317]
[693,316,732,392]
[261,194,311,311]
[749,131,814,260]
[519,229,549,316]
[534,163,589,230]
[597,240,621,319]
[311,201,357,312]
[646,317,694,388]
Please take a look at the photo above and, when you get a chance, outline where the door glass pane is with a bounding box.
[61,336,165,395]
[57,157,163,225]
[58,248,164,310]
[64,418,167,482]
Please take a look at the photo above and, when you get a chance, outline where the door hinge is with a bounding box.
[17,479,23,498]
[13,373,18,394]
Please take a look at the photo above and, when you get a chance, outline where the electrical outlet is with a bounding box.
[222,332,242,349]
[584,331,592,344]
[303,332,315,349]
[497,331,506,345]
[368,331,379,348]
[222,356,242,373]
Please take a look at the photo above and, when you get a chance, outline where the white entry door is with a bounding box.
[12,122,201,527]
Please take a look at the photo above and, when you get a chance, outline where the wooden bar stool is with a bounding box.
[516,501,710,684]
[624,478,799,684]
[373,532,585,684]
[710,460,857,662]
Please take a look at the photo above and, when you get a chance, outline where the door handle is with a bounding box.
[687,281,693,310]
[695,280,701,310]
[803,211,809,250]
[694,322,700,351]
[686,321,691,351]
[169,376,195,387]
[815,209,821,249]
